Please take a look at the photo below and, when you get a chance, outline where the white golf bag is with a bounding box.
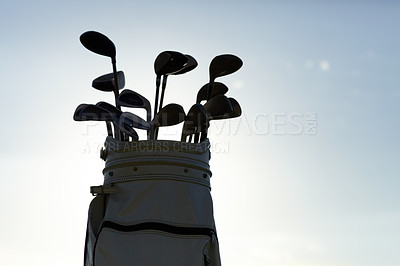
[84,137,221,266]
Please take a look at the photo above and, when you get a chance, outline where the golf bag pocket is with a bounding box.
[84,137,221,266]
[94,222,218,266]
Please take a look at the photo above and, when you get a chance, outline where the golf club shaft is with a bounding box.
[106,121,113,137]
[111,59,124,140]
[206,80,213,101]
[154,75,161,119]
[158,75,168,113]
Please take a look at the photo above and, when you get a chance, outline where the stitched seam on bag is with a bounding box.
[105,174,209,185]
[103,162,212,177]
[104,174,210,187]
[106,154,209,167]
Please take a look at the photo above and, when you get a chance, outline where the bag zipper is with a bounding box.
[93,221,217,266]
[101,221,215,237]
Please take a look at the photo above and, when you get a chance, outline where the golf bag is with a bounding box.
[84,137,221,266]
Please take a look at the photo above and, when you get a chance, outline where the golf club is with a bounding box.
[80,31,121,109]
[207,54,243,101]
[73,103,89,121]
[158,54,197,112]
[150,103,186,140]
[118,119,139,141]
[92,71,125,92]
[96,101,124,140]
[196,82,229,104]
[181,104,208,142]
[153,51,188,117]
[119,112,150,131]
[117,89,152,139]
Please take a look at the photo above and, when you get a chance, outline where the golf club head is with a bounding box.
[153,103,186,127]
[92,71,125,92]
[228,97,242,118]
[118,89,151,113]
[80,31,116,59]
[73,103,89,121]
[120,112,150,131]
[95,101,122,120]
[172,54,198,75]
[203,95,233,120]
[209,54,243,81]
[150,104,186,139]
[181,104,208,142]
[196,82,229,103]
[75,104,114,121]
[154,51,188,76]
[118,120,139,141]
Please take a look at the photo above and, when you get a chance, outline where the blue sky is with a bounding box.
[1,1,399,265]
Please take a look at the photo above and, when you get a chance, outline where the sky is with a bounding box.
[1,0,399,265]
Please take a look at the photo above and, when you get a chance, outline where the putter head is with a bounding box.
[196,82,229,103]
[80,31,116,59]
[92,71,125,92]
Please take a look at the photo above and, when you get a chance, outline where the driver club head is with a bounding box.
[80,31,116,59]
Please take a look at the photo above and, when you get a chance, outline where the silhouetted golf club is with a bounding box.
[92,71,125,92]
[181,104,208,143]
[80,31,121,109]
[73,104,112,121]
[227,97,242,118]
[119,112,150,131]
[150,104,186,140]
[207,54,243,101]
[172,54,198,75]
[118,119,139,141]
[158,54,197,113]
[203,95,233,120]
[96,101,123,140]
[153,51,188,117]
[196,82,229,104]
[117,89,151,122]
[73,103,89,121]
[117,89,151,139]
[198,95,234,142]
